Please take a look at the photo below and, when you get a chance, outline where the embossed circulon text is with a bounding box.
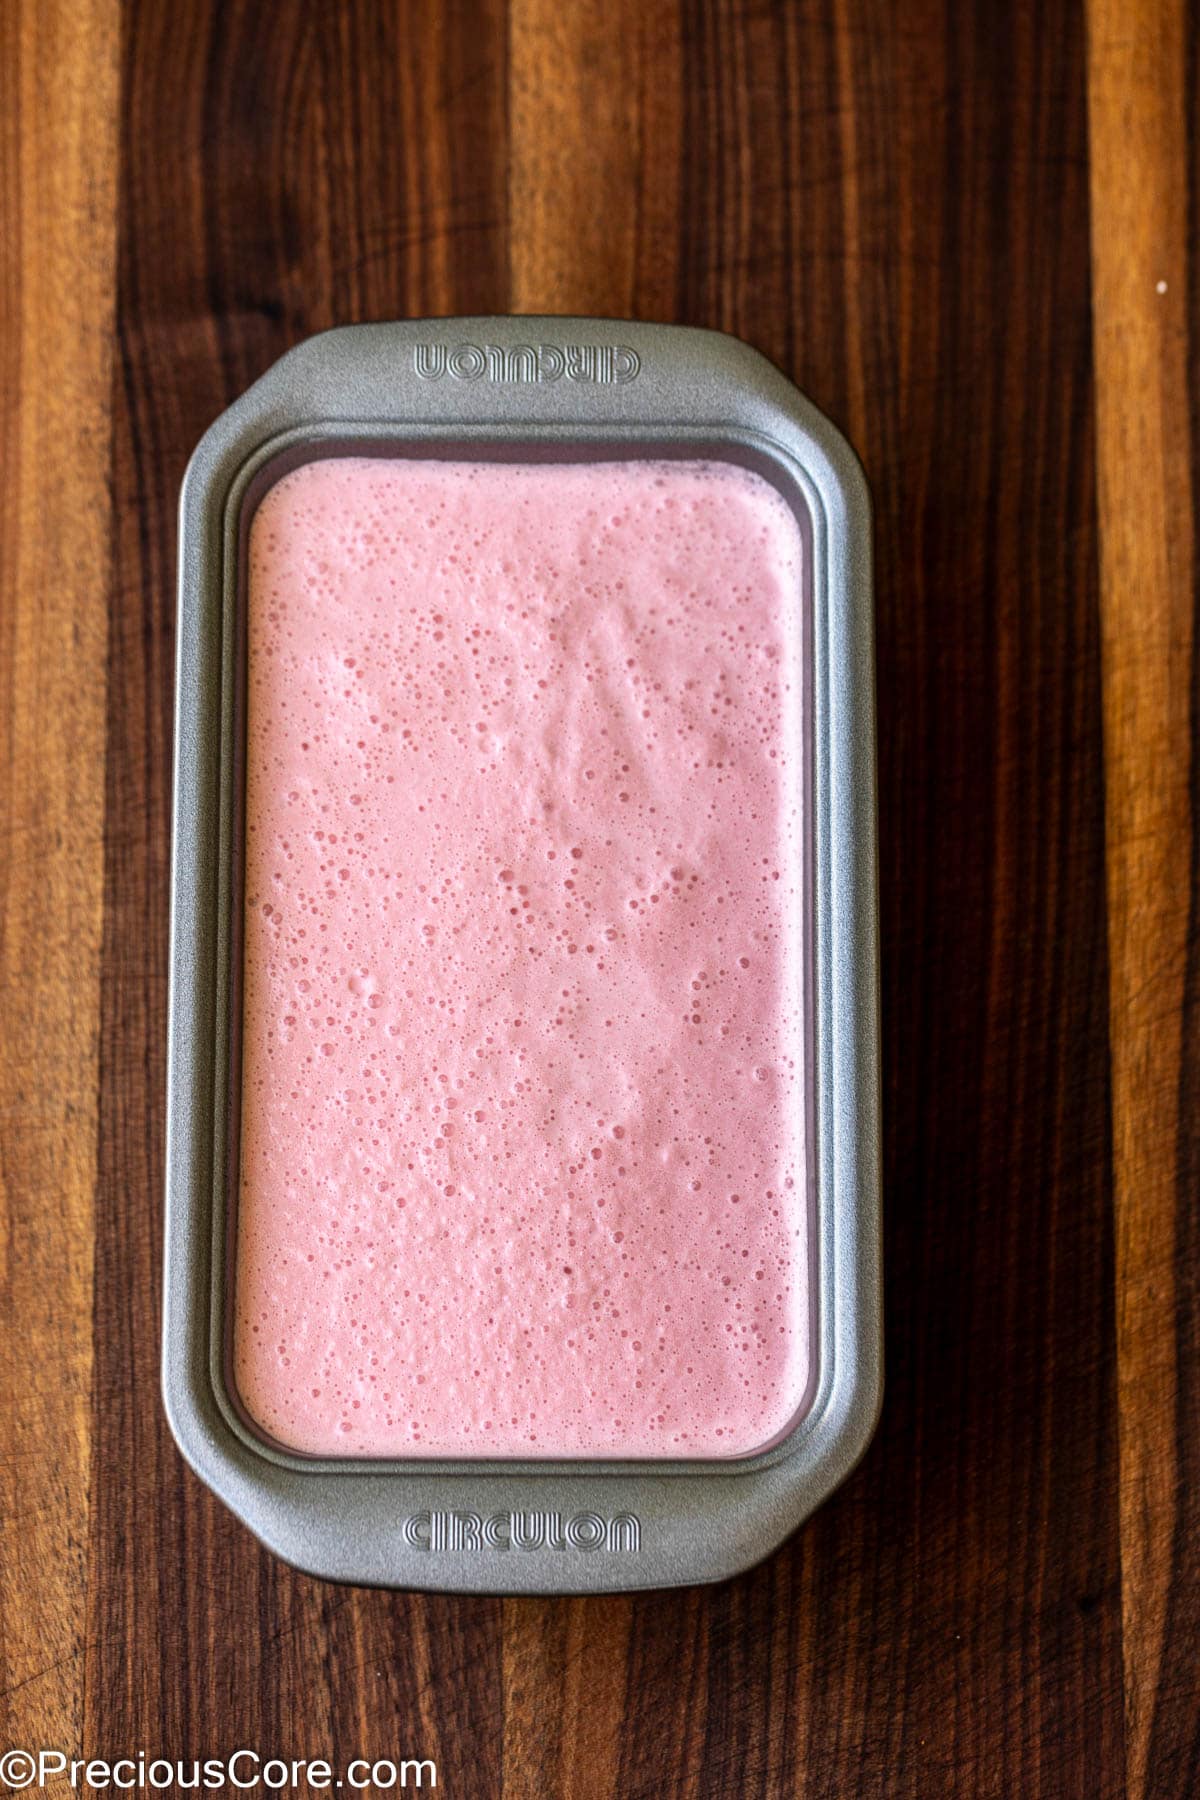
[413,342,641,385]
[402,1509,642,1553]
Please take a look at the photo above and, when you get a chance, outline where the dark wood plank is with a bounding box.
[783,1,1123,1787]
[1087,4,1200,1795]
[85,0,509,1782]
[0,0,117,1760]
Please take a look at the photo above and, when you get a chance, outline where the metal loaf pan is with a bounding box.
[164,317,880,1592]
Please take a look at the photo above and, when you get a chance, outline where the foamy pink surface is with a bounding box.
[234,456,811,1457]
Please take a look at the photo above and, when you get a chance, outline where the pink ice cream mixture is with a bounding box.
[234,455,811,1458]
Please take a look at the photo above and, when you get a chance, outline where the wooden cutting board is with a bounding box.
[1,1,1193,1793]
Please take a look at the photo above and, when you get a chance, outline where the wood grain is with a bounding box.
[0,0,118,1762]
[509,1,682,320]
[1087,2,1200,1793]
[1,0,1195,1793]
